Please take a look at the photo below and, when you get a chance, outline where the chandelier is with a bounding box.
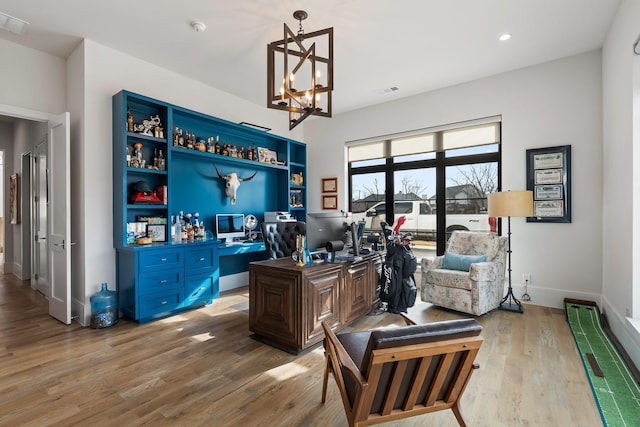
[267,10,333,130]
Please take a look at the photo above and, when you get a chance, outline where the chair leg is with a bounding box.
[451,402,467,427]
[322,353,331,404]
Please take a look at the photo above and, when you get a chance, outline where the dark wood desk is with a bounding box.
[249,252,383,353]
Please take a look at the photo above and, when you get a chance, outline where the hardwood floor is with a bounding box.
[0,274,602,426]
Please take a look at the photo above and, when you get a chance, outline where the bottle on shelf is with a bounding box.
[158,149,165,170]
[126,108,134,132]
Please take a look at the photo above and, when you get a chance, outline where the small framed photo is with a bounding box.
[147,224,167,242]
[322,177,338,193]
[126,222,148,244]
[257,147,278,164]
[322,194,338,210]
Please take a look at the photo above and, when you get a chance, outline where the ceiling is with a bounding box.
[0,0,621,116]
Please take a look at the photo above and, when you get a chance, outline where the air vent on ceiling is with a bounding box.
[0,11,29,35]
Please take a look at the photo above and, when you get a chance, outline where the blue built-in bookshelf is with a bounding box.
[112,90,306,322]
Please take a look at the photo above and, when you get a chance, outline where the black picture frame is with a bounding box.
[147,224,167,242]
[526,145,571,223]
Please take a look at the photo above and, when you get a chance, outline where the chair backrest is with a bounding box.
[261,221,306,259]
[324,318,483,426]
[447,230,507,264]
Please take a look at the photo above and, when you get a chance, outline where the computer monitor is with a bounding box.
[305,212,352,251]
[216,213,245,243]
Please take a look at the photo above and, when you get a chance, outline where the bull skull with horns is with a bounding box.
[214,164,257,205]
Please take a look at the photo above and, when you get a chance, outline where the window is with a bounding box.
[349,118,500,254]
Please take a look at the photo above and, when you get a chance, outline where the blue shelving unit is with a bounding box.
[112,90,306,322]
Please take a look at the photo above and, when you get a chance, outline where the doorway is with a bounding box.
[0,150,4,273]
[30,141,49,296]
[0,107,71,324]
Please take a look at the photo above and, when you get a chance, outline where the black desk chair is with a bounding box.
[261,221,306,259]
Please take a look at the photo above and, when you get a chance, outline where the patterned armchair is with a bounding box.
[421,231,507,316]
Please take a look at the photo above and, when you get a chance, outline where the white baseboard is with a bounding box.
[601,296,640,372]
[220,272,249,293]
[504,282,601,310]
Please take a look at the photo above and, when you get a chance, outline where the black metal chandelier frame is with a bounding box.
[267,10,333,130]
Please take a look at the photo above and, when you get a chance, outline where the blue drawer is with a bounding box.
[139,248,183,270]
[184,272,218,307]
[185,246,216,273]
[140,289,183,317]
[139,268,182,295]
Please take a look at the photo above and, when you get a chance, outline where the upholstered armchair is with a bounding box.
[261,221,306,259]
[421,230,507,316]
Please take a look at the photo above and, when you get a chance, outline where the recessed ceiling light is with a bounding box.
[0,11,29,35]
[499,33,512,42]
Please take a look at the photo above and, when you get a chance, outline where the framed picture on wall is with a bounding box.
[526,145,571,223]
[322,177,338,193]
[9,173,19,225]
[322,194,338,210]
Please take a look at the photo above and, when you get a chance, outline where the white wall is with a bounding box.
[304,51,604,310]
[0,123,13,268]
[0,39,67,113]
[601,0,640,370]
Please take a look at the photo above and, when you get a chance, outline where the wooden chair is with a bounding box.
[321,314,483,427]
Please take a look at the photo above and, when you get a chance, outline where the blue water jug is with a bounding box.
[90,283,118,329]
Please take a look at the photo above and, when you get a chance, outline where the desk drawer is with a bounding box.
[185,246,216,273]
[139,248,183,270]
[139,268,182,295]
[140,289,183,317]
[184,272,217,306]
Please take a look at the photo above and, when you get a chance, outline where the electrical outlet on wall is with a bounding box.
[523,273,531,283]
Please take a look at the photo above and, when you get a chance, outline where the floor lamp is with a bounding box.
[487,190,533,313]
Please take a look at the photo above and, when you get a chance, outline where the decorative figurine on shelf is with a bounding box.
[291,172,304,186]
[130,142,143,168]
[135,115,161,136]
[126,108,134,132]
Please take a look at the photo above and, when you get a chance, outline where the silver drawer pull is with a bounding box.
[199,257,205,262]
[161,301,168,305]
[160,280,168,284]
[160,258,168,262]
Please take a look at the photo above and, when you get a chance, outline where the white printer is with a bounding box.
[264,211,296,222]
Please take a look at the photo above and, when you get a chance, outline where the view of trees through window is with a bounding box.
[348,122,500,254]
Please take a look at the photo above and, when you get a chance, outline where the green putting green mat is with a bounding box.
[565,300,640,426]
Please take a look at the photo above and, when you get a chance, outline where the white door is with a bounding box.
[33,141,50,296]
[48,112,71,324]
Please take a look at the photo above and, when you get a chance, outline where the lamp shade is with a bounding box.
[488,190,533,218]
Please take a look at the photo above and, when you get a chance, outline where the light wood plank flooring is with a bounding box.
[0,274,602,426]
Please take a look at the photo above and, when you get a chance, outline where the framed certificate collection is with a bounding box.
[526,145,571,223]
